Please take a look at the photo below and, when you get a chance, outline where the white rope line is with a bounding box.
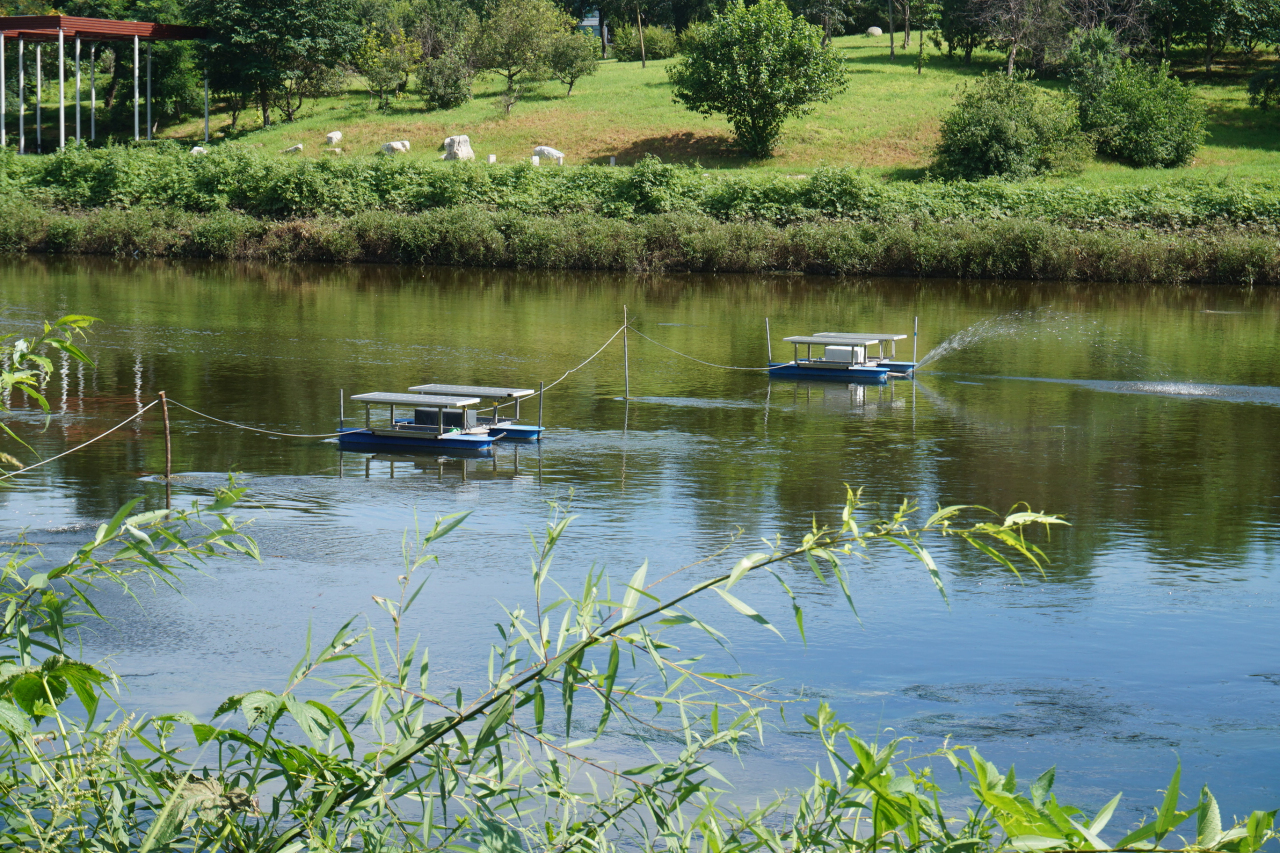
[489,324,628,413]
[630,329,771,371]
[0,400,159,481]
[165,400,345,438]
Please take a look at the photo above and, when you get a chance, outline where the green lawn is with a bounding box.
[165,34,1280,182]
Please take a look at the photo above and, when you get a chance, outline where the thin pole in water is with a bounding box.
[339,388,344,430]
[159,391,172,509]
[913,315,918,363]
[765,317,772,364]
[622,305,630,400]
[537,381,544,437]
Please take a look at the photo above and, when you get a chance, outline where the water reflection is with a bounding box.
[1,257,1279,818]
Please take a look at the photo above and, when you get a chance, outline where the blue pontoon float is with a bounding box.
[405,384,545,441]
[338,392,498,452]
[768,333,916,383]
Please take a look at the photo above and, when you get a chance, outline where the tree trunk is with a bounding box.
[637,6,646,68]
[1006,42,1016,75]
[259,87,271,127]
[822,14,832,46]
[600,15,607,59]
[964,42,973,64]
[1204,34,1213,73]
[888,0,895,57]
[903,3,910,47]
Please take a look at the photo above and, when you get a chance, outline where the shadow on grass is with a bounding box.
[588,131,744,165]
[1205,103,1280,152]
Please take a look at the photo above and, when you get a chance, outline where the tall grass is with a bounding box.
[2,198,1277,283]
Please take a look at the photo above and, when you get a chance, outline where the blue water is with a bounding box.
[1,259,1278,830]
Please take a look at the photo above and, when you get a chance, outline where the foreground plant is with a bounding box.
[0,477,1272,852]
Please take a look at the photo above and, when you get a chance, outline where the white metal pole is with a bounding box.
[90,44,95,141]
[0,33,6,150]
[35,44,41,150]
[58,28,65,150]
[765,317,771,363]
[622,305,630,400]
[133,35,139,141]
[146,42,151,140]
[17,38,23,154]
[75,36,80,144]
[913,316,918,363]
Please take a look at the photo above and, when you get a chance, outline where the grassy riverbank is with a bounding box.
[3,200,1277,283]
[156,34,1280,183]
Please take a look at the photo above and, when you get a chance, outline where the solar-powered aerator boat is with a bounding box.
[404,384,545,441]
[337,392,498,452]
[768,333,916,383]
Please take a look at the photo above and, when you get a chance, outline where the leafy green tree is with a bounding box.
[546,30,599,94]
[472,0,574,113]
[189,0,360,127]
[940,0,986,63]
[934,72,1093,179]
[353,25,422,108]
[667,0,847,157]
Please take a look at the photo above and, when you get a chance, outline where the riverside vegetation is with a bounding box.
[1,147,1280,283]
[2,320,1279,852]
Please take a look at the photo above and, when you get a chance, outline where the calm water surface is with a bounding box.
[2,257,1279,826]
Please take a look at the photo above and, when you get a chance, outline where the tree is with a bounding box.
[353,25,422,108]
[940,0,986,63]
[190,0,360,127]
[977,0,1067,74]
[472,0,574,113]
[668,0,847,157]
[1084,61,1205,166]
[546,29,599,94]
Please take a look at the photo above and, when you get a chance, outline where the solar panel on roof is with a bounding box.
[351,392,482,407]
[408,384,535,399]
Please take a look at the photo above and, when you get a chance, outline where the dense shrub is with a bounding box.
[419,51,475,111]
[611,25,679,61]
[12,145,1280,229]
[1084,62,1205,168]
[1248,68,1280,110]
[933,73,1093,180]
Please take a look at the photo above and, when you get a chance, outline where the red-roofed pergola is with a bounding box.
[0,15,210,153]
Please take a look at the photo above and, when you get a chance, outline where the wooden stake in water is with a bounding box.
[159,391,172,509]
[622,305,630,400]
[913,316,918,363]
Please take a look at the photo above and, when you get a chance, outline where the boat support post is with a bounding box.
[765,317,771,363]
[537,381,544,438]
[913,316,918,363]
[364,403,370,430]
[622,305,630,400]
[339,389,344,430]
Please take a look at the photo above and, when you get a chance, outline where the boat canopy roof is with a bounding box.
[408,384,536,399]
[351,392,482,407]
[785,333,908,346]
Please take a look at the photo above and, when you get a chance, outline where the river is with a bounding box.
[2,256,1278,825]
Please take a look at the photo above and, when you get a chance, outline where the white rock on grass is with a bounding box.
[867,26,883,35]
[190,146,208,155]
[325,131,342,145]
[441,135,475,161]
[324,147,343,155]
[281,143,304,153]
[533,145,564,165]
[381,140,411,155]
